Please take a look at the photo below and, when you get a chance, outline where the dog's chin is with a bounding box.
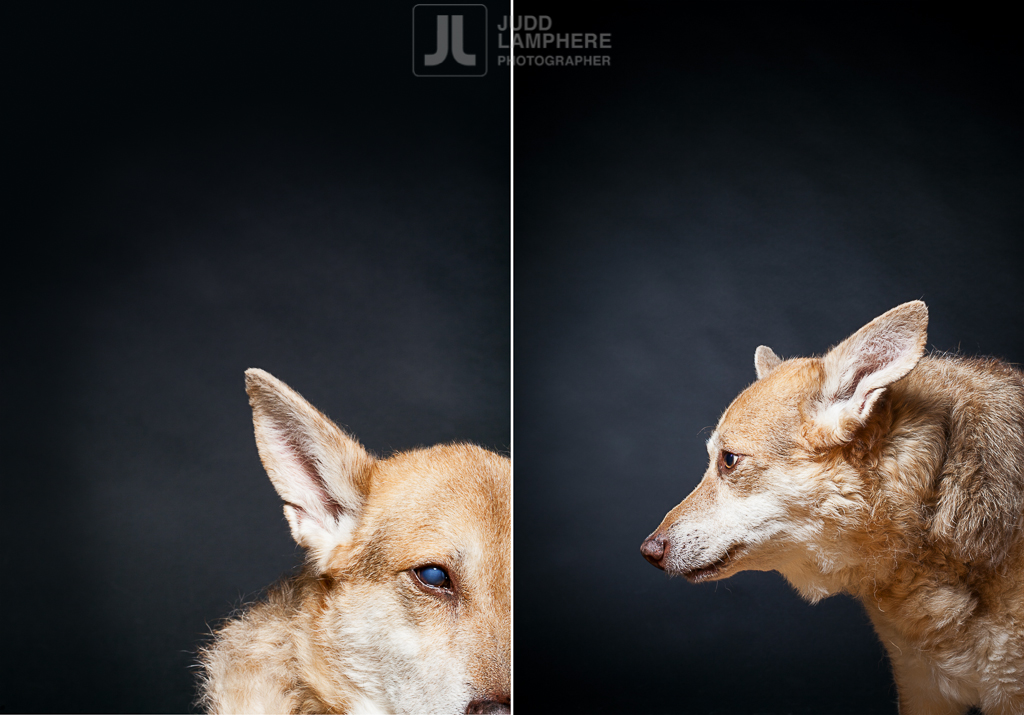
[675,543,747,584]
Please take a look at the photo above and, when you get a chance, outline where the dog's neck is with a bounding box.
[783,356,1022,643]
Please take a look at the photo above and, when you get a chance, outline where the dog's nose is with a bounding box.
[641,533,667,570]
[466,697,511,714]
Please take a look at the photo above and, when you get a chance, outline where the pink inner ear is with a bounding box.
[273,427,344,523]
[838,364,874,401]
[838,334,907,401]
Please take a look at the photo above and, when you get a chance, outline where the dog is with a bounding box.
[199,369,510,714]
[641,302,1024,714]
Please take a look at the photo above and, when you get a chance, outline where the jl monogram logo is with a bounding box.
[425,15,475,67]
[413,5,488,77]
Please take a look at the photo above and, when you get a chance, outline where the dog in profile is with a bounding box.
[641,302,1024,714]
[199,369,510,714]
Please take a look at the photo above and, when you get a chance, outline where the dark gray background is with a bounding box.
[2,4,508,712]
[515,3,1021,714]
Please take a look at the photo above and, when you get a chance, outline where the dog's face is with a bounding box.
[643,357,828,583]
[323,446,511,715]
[246,370,510,715]
[641,302,930,597]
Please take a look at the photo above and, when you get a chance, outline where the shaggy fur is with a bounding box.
[199,369,511,714]
[641,302,1024,714]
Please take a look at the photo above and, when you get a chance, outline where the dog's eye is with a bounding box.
[722,451,740,469]
[413,565,451,590]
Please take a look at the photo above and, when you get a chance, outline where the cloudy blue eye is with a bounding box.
[414,566,451,589]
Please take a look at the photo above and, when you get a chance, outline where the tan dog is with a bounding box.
[200,369,510,714]
[641,302,1024,714]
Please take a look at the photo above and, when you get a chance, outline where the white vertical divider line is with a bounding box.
[508,0,515,702]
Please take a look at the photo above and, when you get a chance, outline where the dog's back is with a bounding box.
[199,370,511,714]
[859,354,1024,711]
[904,355,1024,568]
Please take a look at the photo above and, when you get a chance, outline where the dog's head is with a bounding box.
[246,369,510,715]
[641,302,929,599]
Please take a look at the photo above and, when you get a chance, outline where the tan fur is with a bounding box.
[642,302,1024,714]
[199,369,510,714]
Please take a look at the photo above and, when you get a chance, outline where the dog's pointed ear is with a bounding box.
[813,301,928,444]
[245,368,375,572]
[754,346,782,379]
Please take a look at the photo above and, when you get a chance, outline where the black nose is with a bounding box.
[466,698,511,714]
[641,533,667,569]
